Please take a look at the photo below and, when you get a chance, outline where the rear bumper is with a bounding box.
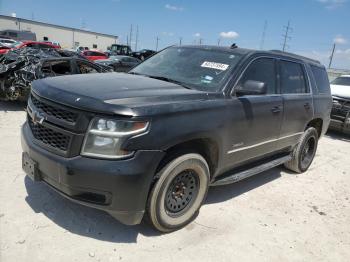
[21,122,165,225]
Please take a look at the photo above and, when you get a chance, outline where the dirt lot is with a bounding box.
[1,101,350,262]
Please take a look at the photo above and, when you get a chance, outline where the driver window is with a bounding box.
[239,58,276,94]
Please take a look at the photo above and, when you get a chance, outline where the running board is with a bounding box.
[211,155,292,186]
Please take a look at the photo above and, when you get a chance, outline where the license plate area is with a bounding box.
[22,153,41,181]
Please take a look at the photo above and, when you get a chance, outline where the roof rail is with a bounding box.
[269,50,320,64]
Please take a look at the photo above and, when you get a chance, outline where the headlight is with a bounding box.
[81,118,149,159]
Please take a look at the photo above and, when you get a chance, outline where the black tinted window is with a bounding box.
[280,61,307,94]
[311,66,331,94]
[240,58,276,94]
[331,77,350,86]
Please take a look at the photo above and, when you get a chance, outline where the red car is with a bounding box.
[0,41,60,55]
[81,50,108,61]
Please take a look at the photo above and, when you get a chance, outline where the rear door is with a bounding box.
[278,60,313,148]
[224,57,284,169]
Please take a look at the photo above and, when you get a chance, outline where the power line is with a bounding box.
[135,25,139,51]
[156,36,160,51]
[260,20,267,50]
[329,43,336,69]
[281,20,293,51]
[129,24,133,47]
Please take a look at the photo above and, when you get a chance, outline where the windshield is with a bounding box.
[332,77,350,86]
[130,46,243,92]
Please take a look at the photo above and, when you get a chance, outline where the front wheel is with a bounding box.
[146,153,210,232]
[284,127,318,173]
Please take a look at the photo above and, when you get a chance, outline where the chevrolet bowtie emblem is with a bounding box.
[32,111,45,125]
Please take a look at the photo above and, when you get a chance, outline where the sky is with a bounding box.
[0,0,349,69]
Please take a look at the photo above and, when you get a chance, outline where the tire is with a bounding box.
[146,153,210,232]
[140,55,145,61]
[284,127,318,173]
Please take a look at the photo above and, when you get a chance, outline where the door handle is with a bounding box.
[304,103,311,110]
[271,106,281,113]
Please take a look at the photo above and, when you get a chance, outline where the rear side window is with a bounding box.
[239,58,276,94]
[311,66,330,94]
[280,61,307,94]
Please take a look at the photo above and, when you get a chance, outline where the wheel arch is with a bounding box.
[156,137,220,179]
[305,118,323,138]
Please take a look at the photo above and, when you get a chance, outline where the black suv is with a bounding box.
[21,46,332,232]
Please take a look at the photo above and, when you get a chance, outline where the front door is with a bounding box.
[223,57,283,170]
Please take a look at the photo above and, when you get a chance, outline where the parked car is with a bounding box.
[329,75,350,134]
[21,45,332,232]
[81,50,108,61]
[106,44,132,56]
[95,55,141,72]
[0,41,60,55]
[0,38,19,47]
[42,41,61,48]
[0,48,111,101]
[76,46,89,52]
[0,29,36,41]
[132,49,156,61]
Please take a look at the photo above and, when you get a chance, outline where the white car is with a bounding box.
[329,75,350,134]
[0,38,18,47]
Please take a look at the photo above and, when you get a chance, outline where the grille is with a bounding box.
[31,95,78,123]
[331,98,350,121]
[29,117,71,151]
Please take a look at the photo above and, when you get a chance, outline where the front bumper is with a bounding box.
[21,122,165,225]
[329,118,350,135]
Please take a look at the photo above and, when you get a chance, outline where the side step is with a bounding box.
[211,155,292,186]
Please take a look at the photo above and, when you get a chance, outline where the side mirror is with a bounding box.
[236,80,267,96]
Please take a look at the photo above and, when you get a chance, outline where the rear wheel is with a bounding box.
[146,153,210,232]
[284,127,318,173]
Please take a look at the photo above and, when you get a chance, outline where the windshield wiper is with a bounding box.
[128,71,144,76]
[146,75,192,89]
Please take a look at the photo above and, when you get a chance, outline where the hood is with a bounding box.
[330,84,350,99]
[32,72,219,117]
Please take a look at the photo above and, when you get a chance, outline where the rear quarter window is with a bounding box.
[311,66,331,94]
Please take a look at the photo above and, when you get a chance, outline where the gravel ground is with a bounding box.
[1,101,350,262]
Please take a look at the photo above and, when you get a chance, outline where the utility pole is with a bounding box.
[156,36,160,51]
[328,43,336,69]
[260,20,267,50]
[217,38,221,46]
[129,24,133,47]
[179,37,182,46]
[135,25,139,51]
[199,38,203,45]
[282,20,293,51]
[126,35,129,46]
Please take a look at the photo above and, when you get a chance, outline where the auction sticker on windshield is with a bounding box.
[201,61,229,71]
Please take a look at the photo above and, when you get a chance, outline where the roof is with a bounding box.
[0,15,118,39]
[178,45,321,65]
